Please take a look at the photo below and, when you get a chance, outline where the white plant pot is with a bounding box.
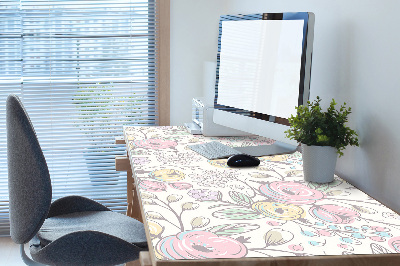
[302,144,338,183]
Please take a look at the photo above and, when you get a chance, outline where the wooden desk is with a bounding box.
[122,126,400,266]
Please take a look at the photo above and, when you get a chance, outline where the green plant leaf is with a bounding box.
[285,96,359,157]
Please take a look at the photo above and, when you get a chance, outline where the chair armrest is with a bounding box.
[47,196,110,218]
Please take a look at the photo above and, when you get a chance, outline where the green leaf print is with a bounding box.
[212,207,264,220]
[207,223,260,236]
[229,191,253,206]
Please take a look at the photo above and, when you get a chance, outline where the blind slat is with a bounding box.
[0,0,159,236]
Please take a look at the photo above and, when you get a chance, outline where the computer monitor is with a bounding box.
[213,12,315,156]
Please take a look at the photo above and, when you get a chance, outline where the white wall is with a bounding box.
[170,0,227,125]
[170,0,400,212]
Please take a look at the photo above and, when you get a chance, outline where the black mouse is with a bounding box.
[227,154,260,167]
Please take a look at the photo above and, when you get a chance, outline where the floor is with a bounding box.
[0,237,25,266]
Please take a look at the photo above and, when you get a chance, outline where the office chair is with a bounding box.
[6,94,148,265]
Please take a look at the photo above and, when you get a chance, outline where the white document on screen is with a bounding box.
[217,19,304,118]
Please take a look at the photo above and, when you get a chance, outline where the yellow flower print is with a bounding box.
[265,154,290,162]
[126,135,136,141]
[252,201,305,221]
[148,220,164,237]
[154,248,165,260]
[128,142,135,150]
[150,169,185,182]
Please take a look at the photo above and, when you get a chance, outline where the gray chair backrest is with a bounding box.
[7,94,52,244]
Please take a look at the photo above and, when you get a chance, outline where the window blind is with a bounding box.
[0,0,159,236]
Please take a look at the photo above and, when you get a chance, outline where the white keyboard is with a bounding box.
[189,141,242,160]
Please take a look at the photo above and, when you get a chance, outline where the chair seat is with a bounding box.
[37,211,147,248]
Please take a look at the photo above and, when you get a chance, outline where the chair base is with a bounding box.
[20,244,45,266]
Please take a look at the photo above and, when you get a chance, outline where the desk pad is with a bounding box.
[124,126,400,261]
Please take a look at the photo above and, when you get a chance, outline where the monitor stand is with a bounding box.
[233,141,298,157]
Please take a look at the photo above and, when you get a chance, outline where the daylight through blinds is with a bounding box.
[0,0,159,236]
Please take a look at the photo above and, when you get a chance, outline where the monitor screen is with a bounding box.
[213,13,315,156]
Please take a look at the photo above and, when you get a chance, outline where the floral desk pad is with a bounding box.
[124,126,400,261]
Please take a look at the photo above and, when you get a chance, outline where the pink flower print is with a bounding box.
[361,225,392,242]
[260,181,324,205]
[169,182,193,190]
[389,236,400,253]
[155,230,247,259]
[337,243,354,251]
[188,189,222,201]
[317,229,332,237]
[309,204,360,224]
[370,226,386,232]
[138,179,167,192]
[134,139,177,149]
[266,221,280,226]
[288,244,304,251]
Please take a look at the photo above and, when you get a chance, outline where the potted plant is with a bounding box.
[285,96,359,183]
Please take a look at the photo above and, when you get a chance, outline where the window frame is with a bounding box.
[156,0,170,126]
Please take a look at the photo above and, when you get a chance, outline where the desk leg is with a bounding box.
[124,259,140,266]
[127,170,143,223]
[139,252,152,266]
[124,252,151,266]
[126,170,134,218]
